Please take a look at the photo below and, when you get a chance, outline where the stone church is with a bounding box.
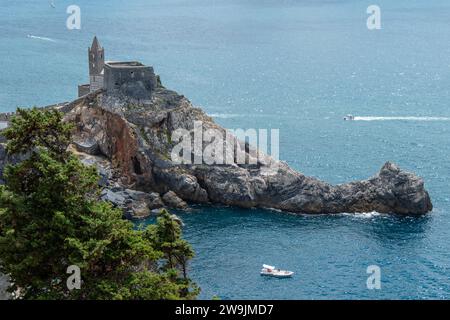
[78,37,157,101]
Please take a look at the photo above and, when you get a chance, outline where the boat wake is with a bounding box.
[209,113,242,119]
[27,35,56,42]
[353,116,450,122]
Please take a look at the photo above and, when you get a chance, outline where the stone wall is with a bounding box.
[0,112,15,122]
[78,84,90,97]
[89,75,104,92]
[104,62,157,100]
[88,40,104,76]
[0,94,96,127]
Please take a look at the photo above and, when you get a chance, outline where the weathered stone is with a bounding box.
[162,191,188,209]
[147,192,165,209]
[0,272,10,300]
[170,214,185,227]
[97,187,166,219]
[61,87,432,215]
[76,151,112,187]
[104,62,157,101]
[0,77,432,216]
[129,201,151,219]
[153,167,209,203]
[100,189,126,207]
[72,138,100,155]
[124,189,164,217]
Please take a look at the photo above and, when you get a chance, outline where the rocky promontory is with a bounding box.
[0,80,433,218]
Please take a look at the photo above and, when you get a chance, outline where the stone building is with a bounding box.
[104,61,157,100]
[78,36,104,97]
[78,37,156,101]
[88,36,105,92]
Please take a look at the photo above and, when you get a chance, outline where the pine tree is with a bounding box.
[146,209,199,298]
[0,107,198,300]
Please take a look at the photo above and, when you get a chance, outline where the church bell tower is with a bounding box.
[88,36,105,92]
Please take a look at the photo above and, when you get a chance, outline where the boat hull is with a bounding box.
[260,272,294,278]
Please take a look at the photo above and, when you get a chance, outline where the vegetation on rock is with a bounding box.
[0,108,198,300]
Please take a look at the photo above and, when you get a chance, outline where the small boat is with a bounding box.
[260,264,294,278]
[343,114,355,121]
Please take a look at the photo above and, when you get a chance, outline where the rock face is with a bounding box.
[60,81,432,216]
[162,191,188,209]
[0,272,10,300]
[0,81,433,216]
[99,188,164,219]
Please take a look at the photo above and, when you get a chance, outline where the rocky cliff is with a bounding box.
[0,81,433,217]
[57,80,432,217]
[0,272,10,300]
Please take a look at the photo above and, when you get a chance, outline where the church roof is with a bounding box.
[91,36,102,51]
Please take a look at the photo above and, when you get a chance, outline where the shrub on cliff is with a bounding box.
[0,107,198,300]
[145,209,197,294]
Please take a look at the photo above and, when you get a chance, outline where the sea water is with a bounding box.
[1,0,449,299]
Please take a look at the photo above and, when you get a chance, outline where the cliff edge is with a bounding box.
[52,82,433,217]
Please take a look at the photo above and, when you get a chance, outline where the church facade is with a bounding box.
[78,37,157,101]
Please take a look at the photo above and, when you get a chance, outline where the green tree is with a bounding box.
[4,107,72,159]
[0,107,198,299]
[146,209,199,297]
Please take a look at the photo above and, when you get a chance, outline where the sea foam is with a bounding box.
[353,116,450,121]
[27,35,56,42]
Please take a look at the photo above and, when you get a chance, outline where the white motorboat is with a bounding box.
[343,114,355,121]
[260,264,294,278]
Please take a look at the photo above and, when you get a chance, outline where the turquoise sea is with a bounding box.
[1,0,449,299]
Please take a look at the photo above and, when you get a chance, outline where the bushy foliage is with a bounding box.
[145,209,198,295]
[0,108,198,300]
